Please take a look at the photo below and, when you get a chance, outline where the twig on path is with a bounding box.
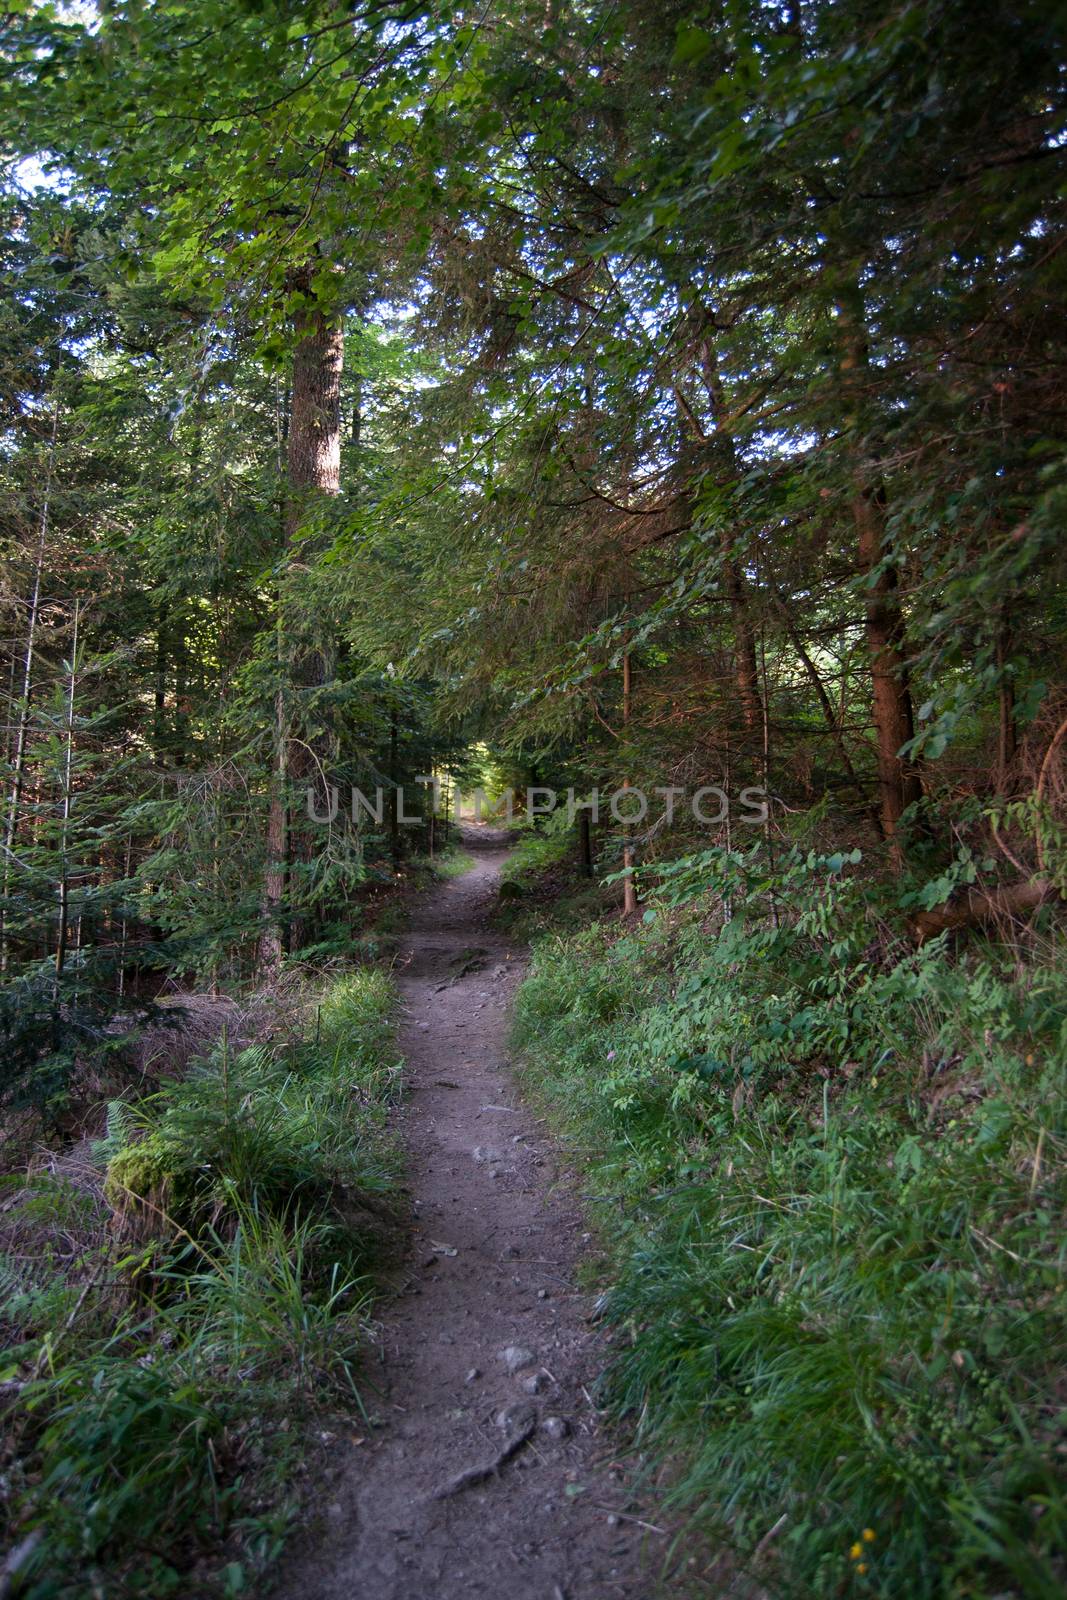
[592,1506,666,1535]
[429,1416,537,1500]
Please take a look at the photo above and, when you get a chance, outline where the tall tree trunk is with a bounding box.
[722,547,762,734]
[837,283,922,854]
[698,339,762,733]
[621,649,638,916]
[261,390,289,976]
[117,834,132,999]
[579,808,593,878]
[996,614,1017,793]
[853,488,921,844]
[55,599,80,986]
[389,707,401,871]
[153,613,167,760]
[260,281,344,973]
[286,284,344,538]
[2,407,57,972]
[260,643,288,975]
[772,589,885,836]
[288,283,344,951]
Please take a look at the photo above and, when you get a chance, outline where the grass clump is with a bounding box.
[1,968,399,1598]
[512,846,1067,1599]
[103,970,399,1238]
[430,845,477,879]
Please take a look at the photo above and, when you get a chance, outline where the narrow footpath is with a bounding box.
[274,828,670,1600]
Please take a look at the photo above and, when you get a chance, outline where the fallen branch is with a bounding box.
[912,878,1053,941]
[430,1416,537,1500]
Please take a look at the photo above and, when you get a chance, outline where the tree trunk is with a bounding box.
[389,708,401,871]
[2,407,57,973]
[853,488,922,845]
[117,834,132,999]
[579,808,593,878]
[837,284,922,854]
[773,590,885,837]
[55,599,80,986]
[260,276,344,972]
[286,287,344,539]
[996,615,1017,793]
[722,547,762,733]
[153,613,167,759]
[698,339,762,733]
[260,661,288,975]
[621,649,638,916]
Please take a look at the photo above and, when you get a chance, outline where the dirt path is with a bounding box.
[273,829,669,1600]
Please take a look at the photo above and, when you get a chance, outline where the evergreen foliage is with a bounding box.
[0,0,1064,1593]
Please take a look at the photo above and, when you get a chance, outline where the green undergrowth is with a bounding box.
[430,844,477,879]
[494,817,609,937]
[1,968,400,1599]
[500,820,573,883]
[354,842,475,948]
[512,845,1067,1600]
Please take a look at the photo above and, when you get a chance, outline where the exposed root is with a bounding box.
[429,1416,537,1501]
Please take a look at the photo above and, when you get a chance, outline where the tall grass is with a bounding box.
[2,969,399,1598]
[512,857,1067,1598]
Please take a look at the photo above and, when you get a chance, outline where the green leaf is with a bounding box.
[673,24,712,67]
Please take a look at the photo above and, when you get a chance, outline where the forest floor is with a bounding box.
[272,826,680,1600]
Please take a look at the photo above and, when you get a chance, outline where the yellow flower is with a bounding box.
[857,1562,868,1575]
[862,1528,876,1543]
[849,1543,863,1560]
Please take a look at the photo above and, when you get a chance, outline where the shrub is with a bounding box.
[3,969,398,1597]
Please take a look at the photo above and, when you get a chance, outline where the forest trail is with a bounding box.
[273,828,667,1600]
